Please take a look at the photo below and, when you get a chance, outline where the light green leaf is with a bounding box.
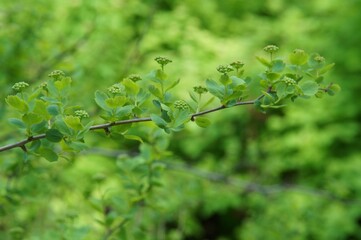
[95,90,111,111]
[289,50,309,65]
[206,79,225,100]
[165,78,180,92]
[33,100,51,119]
[5,95,29,113]
[300,81,319,96]
[64,115,83,131]
[195,117,211,128]
[327,83,341,96]
[275,82,288,99]
[256,56,271,67]
[319,63,335,75]
[124,134,143,143]
[105,96,127,108]
[123,78,139,95]
[22,113,43,126]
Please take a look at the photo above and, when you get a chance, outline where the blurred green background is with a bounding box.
[1,0,360,239]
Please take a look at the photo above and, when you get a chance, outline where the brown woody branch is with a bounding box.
[0,97,261,153]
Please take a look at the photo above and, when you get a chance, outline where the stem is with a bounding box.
[0,95,264,153]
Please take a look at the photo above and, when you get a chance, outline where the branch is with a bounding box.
[0,96,261,153]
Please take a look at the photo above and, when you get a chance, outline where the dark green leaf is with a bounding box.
[150,114,168,128]
[47,104,60,116]
[8,118,26,129]
[46,129,63,142]
[39,148,58,162]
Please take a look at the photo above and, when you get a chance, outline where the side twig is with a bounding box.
[0,96,261,153]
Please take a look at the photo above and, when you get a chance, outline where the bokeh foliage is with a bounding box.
[0,0,360,239]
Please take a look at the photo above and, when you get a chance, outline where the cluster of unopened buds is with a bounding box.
[230,61,244,70]
[283,77,297,86]
[193,86,208,94]
[127,74,142,82]
[107,84,122,94]
[314,54,325,63]
[74,110,89,119]
[12,82,29,92]
[216,65,234,74]
[263,45,279,53]
[48,70,65,80]
[154,56,172,67]
[174,100,189,110]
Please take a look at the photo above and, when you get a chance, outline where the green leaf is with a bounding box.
[54,118,73,136]
[189,91,199,103]
[289,50,309,65]
[5,95,29,113]
[150,114,168,128]
[165,78,180,92]
[201,96,215,109]
[115,105,134,118]
[148,85,162,99]
[219,74,231,85]
[271,59,286,72]
[64,115,83,131]
[319,63,335,75]
[8,118,26,129]
[173,110,191,128]
[39,148,58,162]
[33,100,51,119]
[123,78,139,95]
[256,56,271,67]
[124,134,143,143]
[206,79,225,100]
[327,83,341,96]
[95,91,111,111]
[22,113,43,126]
[275,82,288,99]
[230,76,246,86]
[46,129,63,142]
[300,81,319,96]
[105,96,127,108]
[266,72,280,81]
[47,104,60,116]
[195,117,211,128]
[54,76,72,91]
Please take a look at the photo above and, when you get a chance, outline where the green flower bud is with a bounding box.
[217,65,234,74]
[48,70,65,80]
[74,110,89,119]
[314,54,325,63]
[174,100,189,110]
[12,82,29,92]
[127,74,142,82]
[293,49,305,54]
[263,45,279,53]
[283,77,297,86]
[230,61,244,70]
[107,84,122,94]
[154,56,172,66]
[193,86,208,94]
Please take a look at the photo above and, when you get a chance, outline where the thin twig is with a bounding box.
[0,96,262,153]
